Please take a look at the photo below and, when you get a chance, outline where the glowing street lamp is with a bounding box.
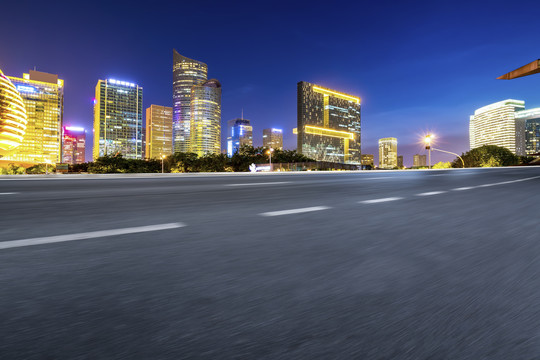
[161,154,166,174]
[424,134,433,169]
[267,148,274,171]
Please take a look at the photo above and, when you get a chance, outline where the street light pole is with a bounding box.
[432,148,465,168]
[268,148,273,171]
[424,135,432,169]
[161,155,165,174]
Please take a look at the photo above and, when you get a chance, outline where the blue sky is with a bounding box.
[2,0,540,165]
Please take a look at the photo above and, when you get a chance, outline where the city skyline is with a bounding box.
[3,1,540,166]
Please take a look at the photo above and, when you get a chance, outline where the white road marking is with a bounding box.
[259,206,331,217]
[453,187,474,191]
[0,192,18,195]
[361,177,390,180]
[0,223,185,250]
[430,174,446,176]
[476,175,540,188]
[416,191,447,196]
[225,181,291,187]
[359,197,403,204]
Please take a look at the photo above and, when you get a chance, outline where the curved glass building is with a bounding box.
[190,79,222,156]
[0,70,27,155]
[173,50,208,153]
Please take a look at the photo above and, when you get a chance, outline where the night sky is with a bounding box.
[2,0,540,165]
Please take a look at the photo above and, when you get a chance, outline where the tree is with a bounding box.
[432,161,452,169]
[452,145,519,168]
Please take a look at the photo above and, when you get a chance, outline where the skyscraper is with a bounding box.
[146,105,173,159]
[397,155,404,168]
[262,128,283,150]
[413,154,427,167]
[0,70,27,157]
[515,108,540,155]
[297,82,361,164]
[190,79,222,156]
[227,118,253,156]
[93,79,143,160]
[379,137,397,169]
[469,99,526,155]
[4,70,63,164]
[62,126,86,164]
[173,50,208,153]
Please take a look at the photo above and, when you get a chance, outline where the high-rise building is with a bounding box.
[3,70,63,164]
[173,50,208,153]
[0,70,27,157]
[93,79,143,160]
[379,137,397,169]
[297,82,361,164]
[469,99,526,155]
[515,108,540,155]
[227,118,252,156]
[262,128,283,150]
[62,126,86,164]
[190,79,222,156]
[146,105,173,159]
[413,154,427,167]
[397,155,404,168]
[360,154,374,167]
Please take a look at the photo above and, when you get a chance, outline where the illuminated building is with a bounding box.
[469,99,526,155]
[297,82,361,163]
[262,128,283,150]
[227,118,252,156]
[397,155,404,168]
[0,70,27,156]
[146,105,173,159]
[190,79,222,156]
[62,126,86,164]
[173,50,208,153]
[360,154,374,167]
[93,79,143,160]
[379,137,397,169]
[413,154,427,167]
[4,70,63,163]
[515,108,540,155]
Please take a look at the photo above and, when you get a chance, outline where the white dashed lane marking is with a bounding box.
[259,206,331,217]
[359,197,403,204]
[416,191,447,196]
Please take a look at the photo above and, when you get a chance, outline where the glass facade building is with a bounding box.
[227,118,253,156]
[469,99,526,155]
[146,105,173,159]
[379,137,397,169]
[4,70,63,164]
[190,79,222,156]
[62,126,86,164]
[262,128,283,150]
[297,81,361,164]
[515,108,540,155]
[93,79,143,160]
[173,50,208,153]
[0,69,27,157]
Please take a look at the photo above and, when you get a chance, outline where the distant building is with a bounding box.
[93,79,143,160]
[360,154,374,167]
[172,50,208,153]
[227,118,253,156]
[413,154,427,167]
[297,81,361,164]
[397,155,403,168]
[379,137,397,169]
[4,70,64,164]
[515,108,540,155]
[190,79,222,156]
[146,105,173,159]
[263,128,283,150]
[469,99,526,155]
[62,126,86,164]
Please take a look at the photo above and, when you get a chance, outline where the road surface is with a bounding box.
[1,167,540,359]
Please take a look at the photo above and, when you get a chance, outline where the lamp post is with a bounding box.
[161,154,165,174]
[431,148,465,168]
[267,148,274,171]
[424,135,432,169]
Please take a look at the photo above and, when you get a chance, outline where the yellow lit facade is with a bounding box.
[146,105,173,159]
[379,137,397,169]
[297,82,361,164]
[4,70,63,164]
[262,128,283,150]
[470,99,526,155]
[0,70,27,156]
[190,79,222,156]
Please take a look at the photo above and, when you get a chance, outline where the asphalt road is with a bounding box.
[1,167,540,359]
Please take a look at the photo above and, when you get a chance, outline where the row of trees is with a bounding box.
[450,145,532,168]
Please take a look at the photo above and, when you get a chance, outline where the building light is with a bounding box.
[16,85,35,93]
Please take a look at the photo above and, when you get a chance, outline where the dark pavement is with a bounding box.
[1,167,540,359]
